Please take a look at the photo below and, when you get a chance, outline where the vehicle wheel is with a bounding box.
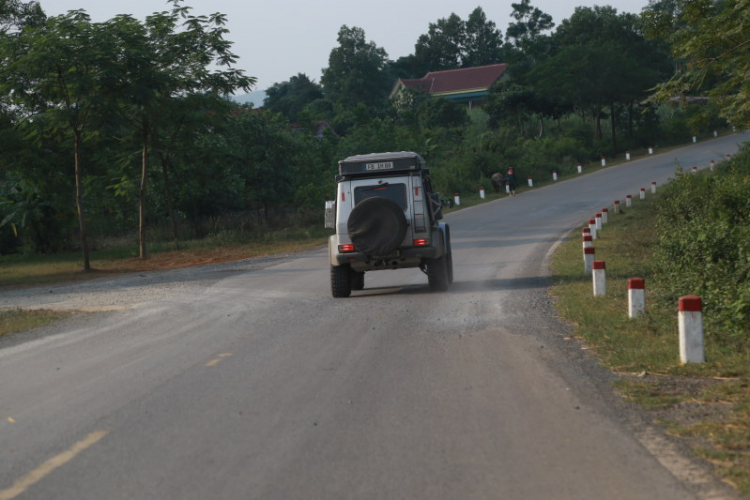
[351,271,365,290]
[331,265,352,298]
[347,197,407,255]
[427,254,450,292]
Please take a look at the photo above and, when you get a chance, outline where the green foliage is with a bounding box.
[654,147,750,349]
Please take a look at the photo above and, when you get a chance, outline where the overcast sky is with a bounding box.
[37,0,651,92]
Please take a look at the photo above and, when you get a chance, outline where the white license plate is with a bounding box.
[365,162,394,171]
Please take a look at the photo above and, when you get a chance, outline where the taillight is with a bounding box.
[413,238,430,247]
[338,244,356,253]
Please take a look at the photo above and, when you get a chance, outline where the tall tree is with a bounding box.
[321,25,390,110]
[264,73,323,123]
[413,13,465,72]
[0,11,112,270]
[463,7,505,67]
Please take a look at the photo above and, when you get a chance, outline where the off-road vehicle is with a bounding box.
[325,152,453,298]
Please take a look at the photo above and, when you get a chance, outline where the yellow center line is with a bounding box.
[0,430,109,500]
[205,353,232,367]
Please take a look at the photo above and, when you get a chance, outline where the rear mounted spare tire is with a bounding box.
[347,197,407,256]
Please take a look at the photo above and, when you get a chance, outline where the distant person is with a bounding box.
[506,168,517,196]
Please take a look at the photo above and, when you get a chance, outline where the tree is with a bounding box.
[463,7,505,67]
[647,0,750,128]
[506,0,555,53]
[264,73,323,123]
[321,25,390,110]
[0,11,113,270]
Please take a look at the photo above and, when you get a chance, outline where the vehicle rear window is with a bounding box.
[354,183,407,211]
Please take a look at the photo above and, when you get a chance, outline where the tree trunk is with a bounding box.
[538,116,545,138]
[610,102,618,155]
[139,123,149,260]
[73,129,91,271]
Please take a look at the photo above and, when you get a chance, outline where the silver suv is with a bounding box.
[325,152,453,298]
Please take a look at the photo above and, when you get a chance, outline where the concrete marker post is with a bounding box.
[614,200,620,214]
[593,260,606,296]
[588,219,597,240]
[506,184,511,194]
[691,166,698,174]
[479,187,485,199]
[626,151,631,161]
[710,160,716,170]
[601,208,609,224]
[648,146,654,155]
[595,213,603,231]
[582,226,590,237]
[584,246,595,275]
[527,177,533,188]
[651,182,657,194]
[454,193,460,206]
[626,194,632,208]
[640,188,646,200]
[577,164,583,174]
[678,295,706,364]
[601,156,606,167]
[628,278,646,318]
[582,234,593,249]
[692,136,697,143]
[713,130,718,137]
[552,170,558,181]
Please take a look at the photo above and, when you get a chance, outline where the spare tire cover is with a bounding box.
[347,197,407,255]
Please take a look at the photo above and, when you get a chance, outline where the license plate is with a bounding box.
[365,162,394,171]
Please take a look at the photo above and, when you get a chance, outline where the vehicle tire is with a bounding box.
[331,264,352,298]
[427,254,450,292]
[351,271,365,290]
[347,197,407,256]
[444,225,454,284]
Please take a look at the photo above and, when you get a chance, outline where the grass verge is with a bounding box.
[0,308,76,337]
[550,194,750,497]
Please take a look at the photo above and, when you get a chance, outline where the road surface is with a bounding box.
[1,134,747,499]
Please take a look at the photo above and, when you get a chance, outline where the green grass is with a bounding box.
[550,193,750,497]
[0,308,75,338]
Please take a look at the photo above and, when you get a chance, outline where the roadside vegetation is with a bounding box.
[550,146,750,497]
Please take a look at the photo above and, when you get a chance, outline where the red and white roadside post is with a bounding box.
[479,187,485,199]
[577,164,583,174]
[528,177,533,188]
[614,199,621,214]
[454,193,461,206]
[628,278,646,318]
[692,135,697,143]
[582,233,593,249]
[710,160,716,170]
[691,166,698,174]
[601,156,606,167]
[588,219,597,240]
[679,295,706,364]
[640,188,646,200]
[626,194,632,208]
[506,184,511,194]
[648,146,654,155]
[592,260,606,296]
[595,213,603,231]
[626,151,631,161]
[601,207,609,224]
[552,170,558,181]
[584,246,596,275]
[651,182,657,194]
[713,130,718,137]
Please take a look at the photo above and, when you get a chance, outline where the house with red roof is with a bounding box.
[389,63,508,109]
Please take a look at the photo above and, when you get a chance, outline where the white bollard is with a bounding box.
[628,278,646,318]
[479,187,485,199]
[527,177,533,188]
[582,234,593,249]
[454,193,460,206]
[691,166,698,173]
[710,160,716,170]
[593,260,606,296]
[601,156,606,167]
[582,226,590,237]
[552,170,558,181]
[614,200,620,214]
[506,184,511,194]
[713,130,718,137]
[595,213,602,231]
[626,151,631,161]
[692,136,697,143]
[651,182,657,194]
[679,295,705,364]
[577,164,583,174]
[648,146,654,155]
[601,208,609,224]
[626,195,632,208]
[584,246,595,275]
[640,188,646,200]
[588,219,597,240]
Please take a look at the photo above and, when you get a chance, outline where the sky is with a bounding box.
[37,0,652,92]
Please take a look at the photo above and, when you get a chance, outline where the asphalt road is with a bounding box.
[1,134,747,500]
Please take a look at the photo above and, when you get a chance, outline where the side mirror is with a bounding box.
[429,192,443,220]
[324,200,336,229]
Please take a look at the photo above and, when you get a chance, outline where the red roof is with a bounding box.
[392,63,508,97]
